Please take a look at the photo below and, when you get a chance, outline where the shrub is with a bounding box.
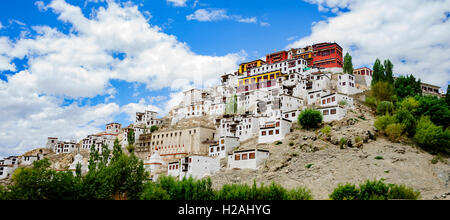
[398,97,420,113]
[321,125,332,136]
[414,116,450,154]
[377,101,394,115]
[150,125,159,133]
[354,136,362,143]
[364,96,377,111]
[374,156,384,160]
[370,81,396,102]
[286,187,313,200]
[298,108,323,130]
[275,141,282,145]
[358,180,390,200]
[329,183,360,200]
[374,114,396,132]
[385,123,405,142]
[305,164,313,169]
[289,141,295,146]
[330,180,420,200]
[339,137,347,149]
[394,108,416,136]
[338,100,348,106]
[387,184,421,200]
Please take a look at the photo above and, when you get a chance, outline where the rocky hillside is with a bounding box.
[209,102,450,200]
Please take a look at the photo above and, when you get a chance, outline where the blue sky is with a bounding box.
[0,0,449,158]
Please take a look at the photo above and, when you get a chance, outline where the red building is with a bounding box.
[311,43,343,68]
[266,51,288,64]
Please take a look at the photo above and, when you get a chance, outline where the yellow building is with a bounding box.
[238,60,265,75]
[237,70,285,86]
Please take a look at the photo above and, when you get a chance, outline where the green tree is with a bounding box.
[414,116,450,154]
[446,85,450,106]
[112,138,122,162]
[384,59,394,84]
[414,95,450,128]
[343,52,354,74]
[150,125,159,133]
[370,81,396,102]
[127,129,135,153]
[372,58,384,85]
[88,144,99,172]
[394,75,422,99]
[298,108,323,130]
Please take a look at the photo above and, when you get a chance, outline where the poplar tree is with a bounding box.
[343,52,354,74]
[372,58,382,85]
[384,59,394,84]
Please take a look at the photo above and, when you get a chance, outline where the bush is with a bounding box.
[394,75,422,99]
[289,141,295,146]
[321,125,332,136]
[385,123,404,142]
[298,108,323,130]
[394,108,416,136]
[329,183,359,200]
[370,81,396,102]
[339,137,347,149]
[374,156,384,160]
[387,184,421,200]
[286,187,313,200]
[377,101,395,115]
[414,116,450,154]
[354,136,362,143]
[150,125,159,133]
[359,180,390,200]
[330,180,420,200]
[398,97,420,113]
[275,141,282,145]
[374,114,396,132]
[364,96,377,111]
[338,100,348,106]
[305,164,313,169]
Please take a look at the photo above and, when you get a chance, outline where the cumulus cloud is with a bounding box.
[0,0,244,156]
[186,8,259,24]
[167,0,189,7]
[120,98,163,122]
[292,0,450,88]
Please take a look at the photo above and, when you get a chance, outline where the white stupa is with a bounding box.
[144,151,164,174]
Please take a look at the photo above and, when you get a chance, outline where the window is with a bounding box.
[332,96,335,102]
[276,122,280,127]
[276,130,280,135]
[322,100,326,105]
[269,130,274,135]
[221,146,225,150]
[249,153,255,159]
[323,110,329,115]
[331,109,337,115]
[210,147,214,153]
[242,153,248,160]
[235,154,241,161]
[262,131,267,136]
[221,139,224,144]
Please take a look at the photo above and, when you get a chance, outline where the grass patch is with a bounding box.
[374,156,384,160]
[275,141,283,145]
[305,164,313,169]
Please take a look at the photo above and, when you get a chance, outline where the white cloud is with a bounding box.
[292,0,450,88]
[186,8,259,24]
[167,0,189,7]
[0,0,244,156]
[0,21,3,29]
